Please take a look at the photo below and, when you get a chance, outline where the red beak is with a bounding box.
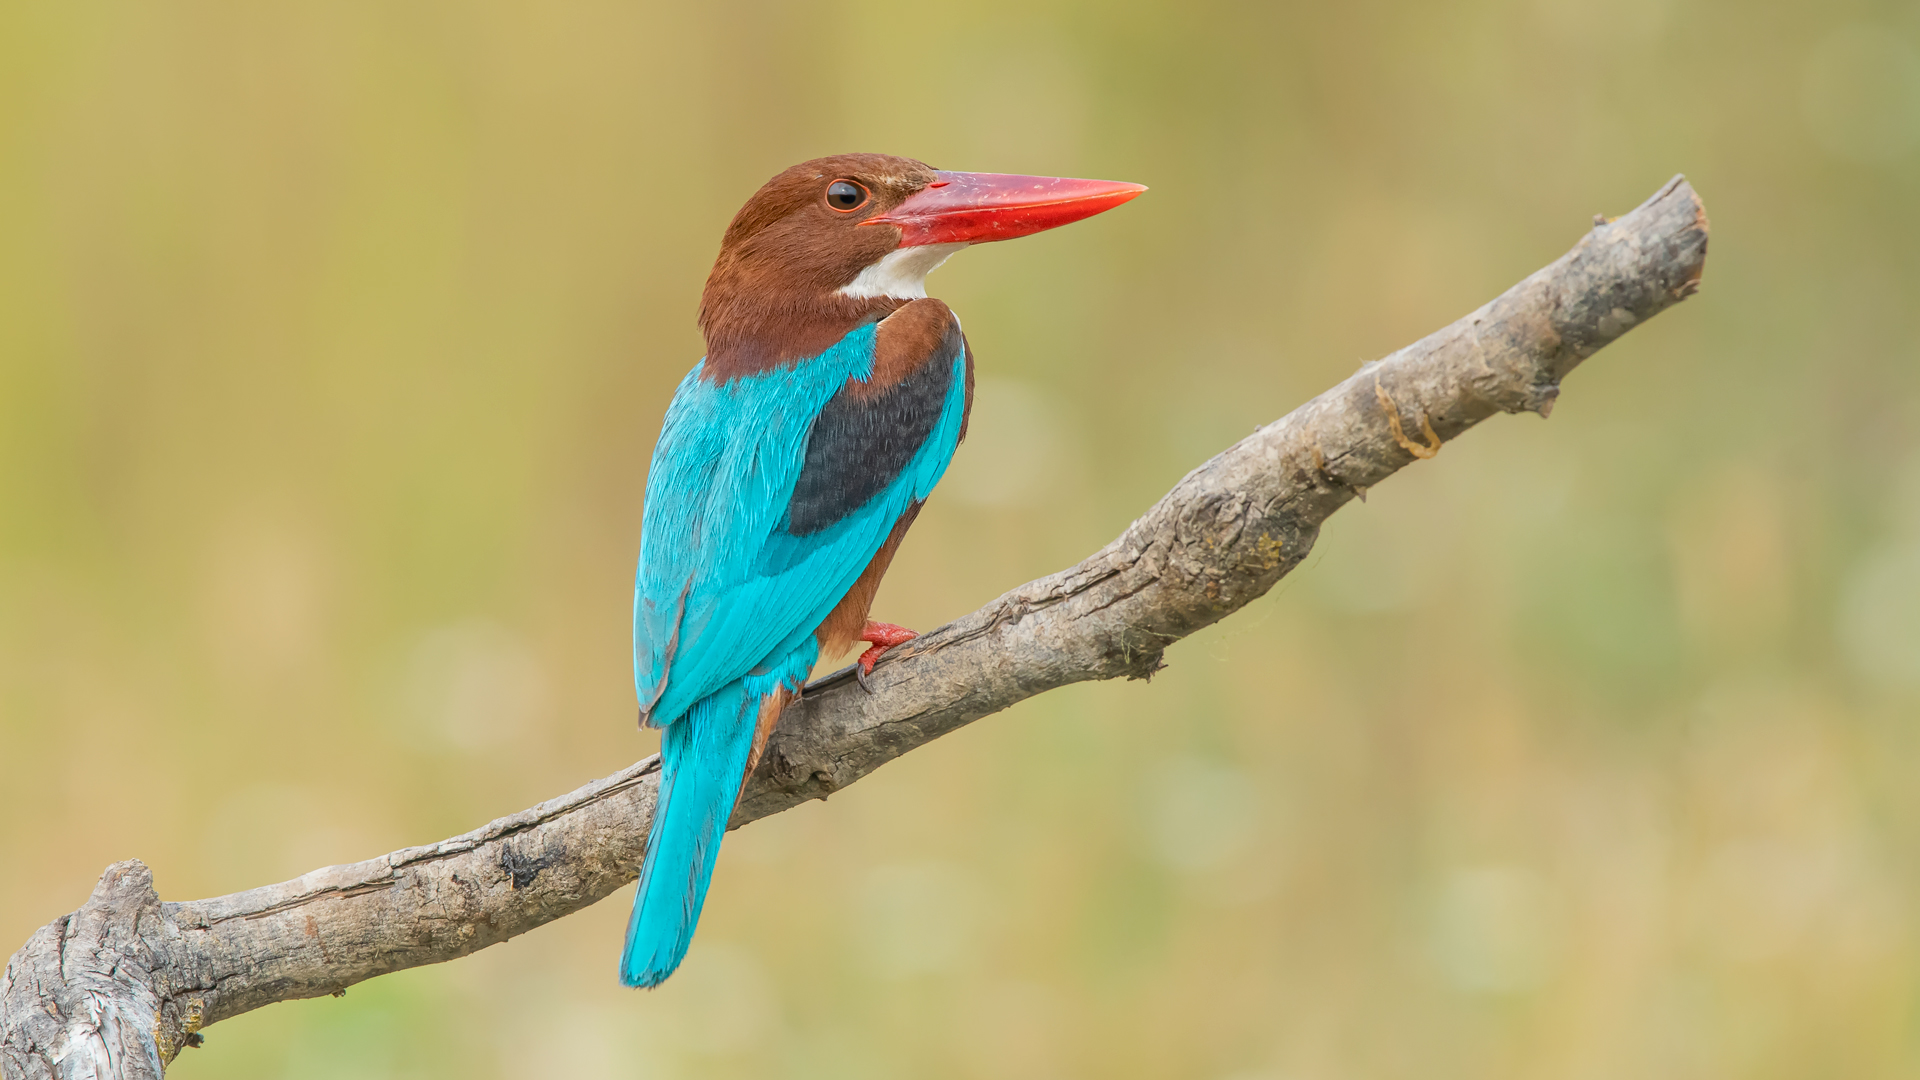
[866,171,1147,247]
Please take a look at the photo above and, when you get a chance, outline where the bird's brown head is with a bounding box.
[698,152,1144,381]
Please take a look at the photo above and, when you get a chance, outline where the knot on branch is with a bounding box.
[0,860,192,1080]
[1374,377,1444,459]
[1116,641,1168,681]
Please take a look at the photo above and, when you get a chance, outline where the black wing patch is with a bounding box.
[784,319,962,537]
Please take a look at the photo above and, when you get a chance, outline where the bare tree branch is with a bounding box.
[1,177,1708,1080]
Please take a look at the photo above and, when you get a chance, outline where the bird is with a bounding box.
[622,153,1144,988]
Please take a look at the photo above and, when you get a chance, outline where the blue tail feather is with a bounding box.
[620,680,758,988]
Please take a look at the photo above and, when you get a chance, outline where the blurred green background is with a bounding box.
[4,0,1919,1077]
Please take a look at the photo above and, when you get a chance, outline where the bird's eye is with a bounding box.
[825,179,870,213]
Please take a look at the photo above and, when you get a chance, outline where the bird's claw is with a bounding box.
[852,621,917,696]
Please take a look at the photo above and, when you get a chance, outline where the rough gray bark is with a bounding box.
[1,177,1708,1080]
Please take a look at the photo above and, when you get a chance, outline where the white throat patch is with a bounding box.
[837,242,969,300]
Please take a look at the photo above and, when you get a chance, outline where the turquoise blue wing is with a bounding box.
[633,314,968,725]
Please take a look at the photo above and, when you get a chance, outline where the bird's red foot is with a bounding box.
[854,621,918,694]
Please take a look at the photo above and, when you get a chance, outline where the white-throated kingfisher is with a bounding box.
[624,153,1144,987]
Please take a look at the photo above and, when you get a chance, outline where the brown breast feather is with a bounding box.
[809,299,976,658]
[849,298,957,398]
